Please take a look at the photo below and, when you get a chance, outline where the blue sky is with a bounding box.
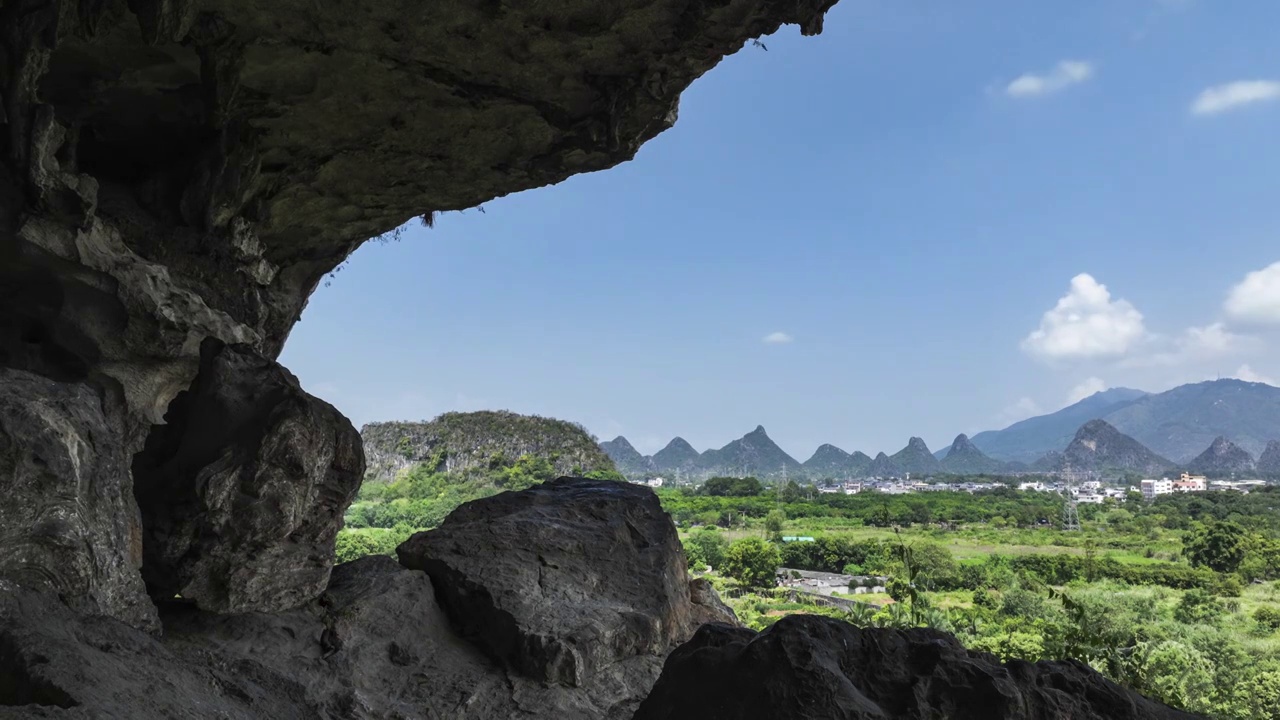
[280,0,1280,460]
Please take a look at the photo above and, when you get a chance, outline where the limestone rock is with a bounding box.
[362,411,617,483]
[633,616,1203,720]
[0,531,725,718]
[689,577,739,627]
[2,0,841,444]
[397,478,721,687]
[0,369,157,632]
[132,338,363,613]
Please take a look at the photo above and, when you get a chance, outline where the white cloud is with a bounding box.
[1191,80,1280,115]
[762,331,794,344]
[1234,364,1277,386]
[1225,261,1280,324]
[998,397,1042,426]
[1117,322,1252,369]
[1067,377,1108,404]
[1006,61,1095,98]
[1179,322,1244,355]
[1022,274,1146,360]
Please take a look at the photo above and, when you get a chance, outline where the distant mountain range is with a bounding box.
[599,378,1280,481]
[600,429,1005,481]
[964,380,1280,464]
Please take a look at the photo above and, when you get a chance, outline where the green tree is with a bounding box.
[1239,670,1280,719]
[701,476,764,497]
[685,529,728,571]
[722,538,781,588]
[1185,520,1249,574]
[1137,641,1214,714]
[910,542,960,590]
[764,509,785,539]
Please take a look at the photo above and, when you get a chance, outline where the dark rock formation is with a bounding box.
[0,368,157,632]
[890,436,942,476]
[0,481,736,719]
[633,616,1202,720]
[1185,436,1255,476]
[132,338,364,614]
[940,433,1007,475]
[398,478,731,688]
[1,0,838,635]
[2,0,839,431]
[363,411,616,483]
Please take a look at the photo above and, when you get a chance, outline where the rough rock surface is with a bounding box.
[0,369,157,632]
[633,615,1204,720]
[0,486,735,719]
[132,337,364,613]
[1,0,840,637]
[398,477,735,687]
[2,0,839,431]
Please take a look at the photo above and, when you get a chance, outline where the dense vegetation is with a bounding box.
[337,449,1280,718]
[684,484,1280,719]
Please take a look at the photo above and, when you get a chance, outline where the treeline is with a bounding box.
[769,536,1219,591]
[1142,487,1280,533]
[659,486,1065,528]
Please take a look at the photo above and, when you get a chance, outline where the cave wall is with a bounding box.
[0,0,837,630]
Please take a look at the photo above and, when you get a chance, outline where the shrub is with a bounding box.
[1219,574,1243,598]
[1254,606,1280,632]
[1000,586,1046,619]
[1174,589,1221,625]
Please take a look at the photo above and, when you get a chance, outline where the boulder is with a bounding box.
[132,338,364,614]
[0,369,157,632]
[633,615,1203,720]
[0,492,733,718]
[397,478,726,687]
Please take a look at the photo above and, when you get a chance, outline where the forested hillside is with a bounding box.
[362,411,615,482]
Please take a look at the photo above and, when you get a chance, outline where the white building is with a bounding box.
[1172,473,1207,493]
[1140,478,1173,500]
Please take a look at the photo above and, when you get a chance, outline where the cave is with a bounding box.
[0,1,1200,718]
